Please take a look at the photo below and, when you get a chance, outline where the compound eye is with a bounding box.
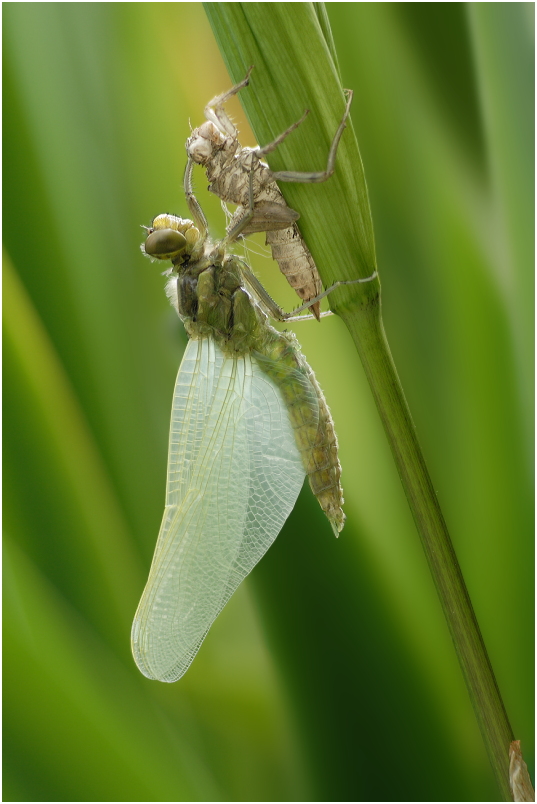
[144,228,187,259]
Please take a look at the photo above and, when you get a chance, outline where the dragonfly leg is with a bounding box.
[203,66,254,138]
[279,269,379,320]
[256,109,310,157]
[249,268,379,323]
[183,158,208,237]
[239,254,377,324]
[283,310,335,323]
[269,89,353,184]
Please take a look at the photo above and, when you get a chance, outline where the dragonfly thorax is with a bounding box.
[175,254,265,356]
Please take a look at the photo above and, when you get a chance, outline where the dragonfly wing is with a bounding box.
[132,337,305,682]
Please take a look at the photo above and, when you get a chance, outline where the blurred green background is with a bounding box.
[3,3,533,801]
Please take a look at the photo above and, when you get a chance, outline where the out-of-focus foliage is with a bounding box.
[3,4,533,801]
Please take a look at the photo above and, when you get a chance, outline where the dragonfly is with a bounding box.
[186,68,353,320]
[132,118,377,684]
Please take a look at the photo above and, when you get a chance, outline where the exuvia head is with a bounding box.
[186,121,227,165]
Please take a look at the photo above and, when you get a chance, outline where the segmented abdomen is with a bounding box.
[254,331,344,535]
[265,225,322,318]
[205,152,323,320]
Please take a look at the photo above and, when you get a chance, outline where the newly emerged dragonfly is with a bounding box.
[132,127,376,683]
[186,68,353,320]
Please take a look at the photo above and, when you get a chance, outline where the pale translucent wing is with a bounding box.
[131,337,305,682]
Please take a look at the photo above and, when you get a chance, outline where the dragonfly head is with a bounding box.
[143,214,202,262]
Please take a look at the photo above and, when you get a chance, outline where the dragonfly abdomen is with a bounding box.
[299,360,345,536]
[254,331,345,536]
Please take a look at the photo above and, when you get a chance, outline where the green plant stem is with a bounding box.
[203,3,517,798]
[345,294,514,801]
